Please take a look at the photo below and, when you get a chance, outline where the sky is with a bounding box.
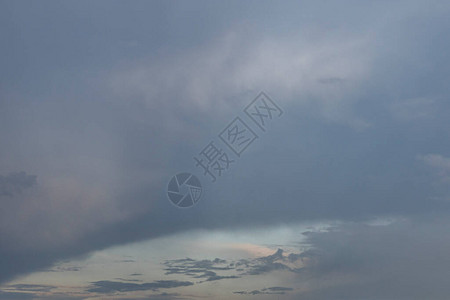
[1,0,450,299]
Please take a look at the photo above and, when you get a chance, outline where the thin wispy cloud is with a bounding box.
[87,280,194,294]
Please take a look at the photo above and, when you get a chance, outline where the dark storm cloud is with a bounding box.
[1,0,450,285]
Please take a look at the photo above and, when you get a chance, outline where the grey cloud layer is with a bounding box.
[285,216,450,300]
[1,0,450,286]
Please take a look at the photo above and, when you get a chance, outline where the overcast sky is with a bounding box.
[1,0,450,299]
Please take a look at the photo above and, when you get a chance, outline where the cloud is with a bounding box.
[263,287,293,292]
[108,29,373,129]
[2,0,450,285]
[288,216,450,300]
[239,249,293,275]
[87,280,194,294]
[0,172,36,197]
[6,284,56,293]
[234,286,294,295]
[114,278,143,283]
[163,248,303,282]
[164,257,238,282]
[45,266,81,273]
